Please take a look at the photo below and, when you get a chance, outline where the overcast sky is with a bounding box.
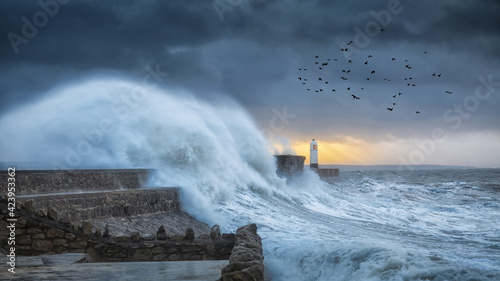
[1,0,500,168]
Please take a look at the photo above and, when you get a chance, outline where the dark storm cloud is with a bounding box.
[1,0,499,139]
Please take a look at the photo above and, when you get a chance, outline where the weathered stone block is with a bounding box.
[47,207,58,220]
[27,228,42,234]
[65,233,76,240]
[32,240,53,251]
[133,249,152,261]
[33,233,45,239]
[130,231,141,242]
[185,228,195,241]
[81,220,93,235]
[18,235,32,245]
[53,239,68,247]
[24,200,35,214]
[47,229,65,238]
[157,225,167,240]
[211,225,221,240]
[36,209,46,217]
[39,222,52,229]
[152,247,164,254]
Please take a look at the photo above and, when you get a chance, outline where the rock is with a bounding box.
[219,224,264,281]
[94,228,101,237]
[32,240,53,251]
[157,225,167,240]
[65,233,76,241]
[33,233,46,239]
[102,225,110,238]
[24,200,35,214]
[47,229,65,238]
[130,231,141,242]
[36,209,46,217]
[142,233,155,241]
[47,207,58,220]
[211,225,221,240]
[133,249,152,261]
[81,220,93,235]
[185,228,195,241]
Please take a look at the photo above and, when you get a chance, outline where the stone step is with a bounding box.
[18,188,180,221]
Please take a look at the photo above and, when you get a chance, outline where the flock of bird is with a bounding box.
[297,48,454,114]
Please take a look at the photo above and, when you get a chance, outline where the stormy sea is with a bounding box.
[1,79,499,280]
[193,168,500,281]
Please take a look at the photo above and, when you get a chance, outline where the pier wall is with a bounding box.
[0,169,149,195]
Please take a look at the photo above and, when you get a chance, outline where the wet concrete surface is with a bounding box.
[0,254,227,281]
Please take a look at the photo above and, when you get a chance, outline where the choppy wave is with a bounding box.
[1,79,499,280]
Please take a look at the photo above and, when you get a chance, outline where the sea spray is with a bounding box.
[1,79,499,280]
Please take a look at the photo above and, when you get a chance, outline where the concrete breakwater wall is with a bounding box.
[0,169,149,195]
[274,155,306,180]
[1,169,266,279]
[18,188,180,222]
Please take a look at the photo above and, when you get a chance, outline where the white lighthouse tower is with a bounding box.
[310,139,318,168]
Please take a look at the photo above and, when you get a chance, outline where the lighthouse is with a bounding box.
[310,139,318,168]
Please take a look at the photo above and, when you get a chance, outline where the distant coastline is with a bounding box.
[310,164,480,171]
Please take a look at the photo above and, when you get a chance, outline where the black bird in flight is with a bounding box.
[318,78,322,81]
[315,55,319,58]
[320,89,323,92]
[365,61,368,65]
[322,62,328,66]
[348,60,352,63]
[445,90,453,94]
[387,108,394,111]
[392,58,396,61]
[368,55,373,58]
[347,87,351,90]
[416,111,421,114]
[393,95,397,98]
[438,73,442,77]
[371,71,376,74]
[298,77,302,80]
[332,89,336,92]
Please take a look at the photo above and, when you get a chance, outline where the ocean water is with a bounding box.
[202,168,500,281]
[1,79,499,280]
